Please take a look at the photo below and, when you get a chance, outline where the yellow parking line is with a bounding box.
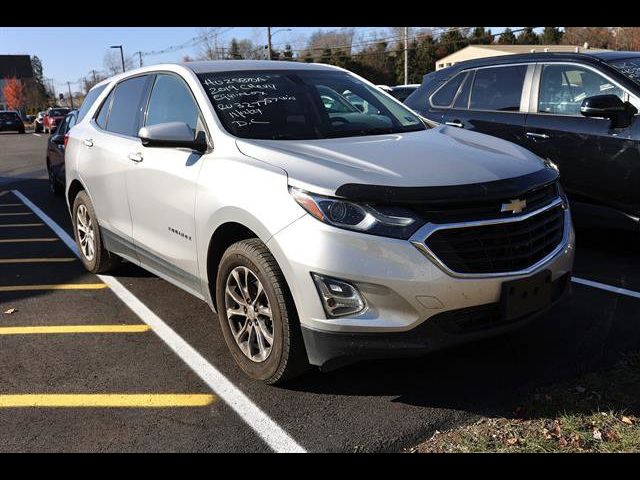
[0,283,107,292]
[0,394,216,408]
[0,223,44,228]
[0,212,32,216]
[0,325,150,335]
[0,238,58,243]
[0,258,75,264]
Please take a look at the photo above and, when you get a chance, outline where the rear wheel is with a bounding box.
[215,238,309,384]
[72,191,121,274]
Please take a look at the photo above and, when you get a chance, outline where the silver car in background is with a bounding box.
[65,61,575,384]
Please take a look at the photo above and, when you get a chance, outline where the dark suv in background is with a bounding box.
[0,111,25,134]
[405,52,640,230]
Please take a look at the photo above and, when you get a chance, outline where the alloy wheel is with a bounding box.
[76,204,95,261]
[224,266,274,362]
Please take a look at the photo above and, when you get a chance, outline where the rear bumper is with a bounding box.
[302,272,571,371]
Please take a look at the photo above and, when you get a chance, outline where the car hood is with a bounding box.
[235,125,550,197]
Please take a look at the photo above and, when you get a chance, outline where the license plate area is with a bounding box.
[500,270,552,321]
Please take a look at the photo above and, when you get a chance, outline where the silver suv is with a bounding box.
[66,61,575,384]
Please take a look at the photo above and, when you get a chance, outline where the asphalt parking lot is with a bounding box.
[0,130,639,452]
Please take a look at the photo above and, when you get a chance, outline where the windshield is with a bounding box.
[197,69,426,140]
[608,57,640,85]
[49,108,70,117]
[0,112,19,120]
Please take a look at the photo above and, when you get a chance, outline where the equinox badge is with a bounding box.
[501,198,527,214]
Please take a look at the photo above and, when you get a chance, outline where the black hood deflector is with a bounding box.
[334,168,559,205]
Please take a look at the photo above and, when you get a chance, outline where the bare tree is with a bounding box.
[301,28,356,61]
[561,27,613,49]
[103,50,134,75]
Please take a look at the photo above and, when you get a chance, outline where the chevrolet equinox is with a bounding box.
[66,61,575,384]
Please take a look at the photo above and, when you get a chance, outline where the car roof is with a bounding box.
[88,60,346,93]
[183,60,343,74]
[441,51,640,72]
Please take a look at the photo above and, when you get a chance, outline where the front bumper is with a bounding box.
[267,206,575,367]
[302,273,570,370]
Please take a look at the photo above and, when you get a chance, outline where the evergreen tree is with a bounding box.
[498,28,517,45]
[469,27,493,45]
[517,27,539,45]
[320,48,333,64]
[282,44,294,61]
[229,38,241,59]
[540,27,563,44]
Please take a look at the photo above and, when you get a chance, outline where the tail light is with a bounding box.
[63,133,69,148]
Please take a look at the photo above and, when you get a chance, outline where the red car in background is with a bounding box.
[43,107,71,134]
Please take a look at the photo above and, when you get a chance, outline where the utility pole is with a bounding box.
[404,27,409,85]
[136,51,143,68]
[110,45,125,72]
[267,27,272,60]
[67,82,74,110]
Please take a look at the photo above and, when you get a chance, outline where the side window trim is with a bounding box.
[466,63,534,114]
[530,61,634,117]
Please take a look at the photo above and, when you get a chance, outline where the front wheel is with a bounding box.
[215,238,308,384]
[72,191,121,273]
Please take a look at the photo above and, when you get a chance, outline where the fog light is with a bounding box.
[311,273,365,318]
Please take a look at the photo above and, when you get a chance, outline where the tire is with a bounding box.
[72,191,121,274]
[47,160,63,196]
[18,128,25,134]
[215,238,309,384]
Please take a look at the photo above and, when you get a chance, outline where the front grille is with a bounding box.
[410,183,558,224]
[424,204,565,274]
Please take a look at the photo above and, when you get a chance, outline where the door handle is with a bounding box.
[83,138,93,147]
[445,120,464,128]
[526,132,550,140]
[128,152,144,163]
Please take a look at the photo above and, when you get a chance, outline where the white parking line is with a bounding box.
[571,276,640,300]
[32,133,42,137]
[12,189,306,454]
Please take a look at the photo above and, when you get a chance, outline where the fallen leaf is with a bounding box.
[603,428,620,442]
[558,436,568,447]
[621,416,634,425]
[3,308,17,315]
[593,429,602,441]
[506,437,518,446]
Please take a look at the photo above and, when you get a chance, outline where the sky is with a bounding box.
[0,26,524,94]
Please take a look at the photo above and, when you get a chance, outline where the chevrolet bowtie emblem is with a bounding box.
[501,198,527,214]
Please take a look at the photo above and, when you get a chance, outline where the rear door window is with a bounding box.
[469,65,527,112]
[104,75,151,137]
[430,72,467,108]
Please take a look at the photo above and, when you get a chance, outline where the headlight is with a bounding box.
[289,187,423,239]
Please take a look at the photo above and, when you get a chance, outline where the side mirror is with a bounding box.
[580,94,637,128]
[138,122,207,153]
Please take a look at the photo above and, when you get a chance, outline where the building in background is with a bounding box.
[435,44,611,70]
[0,55,34,110]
